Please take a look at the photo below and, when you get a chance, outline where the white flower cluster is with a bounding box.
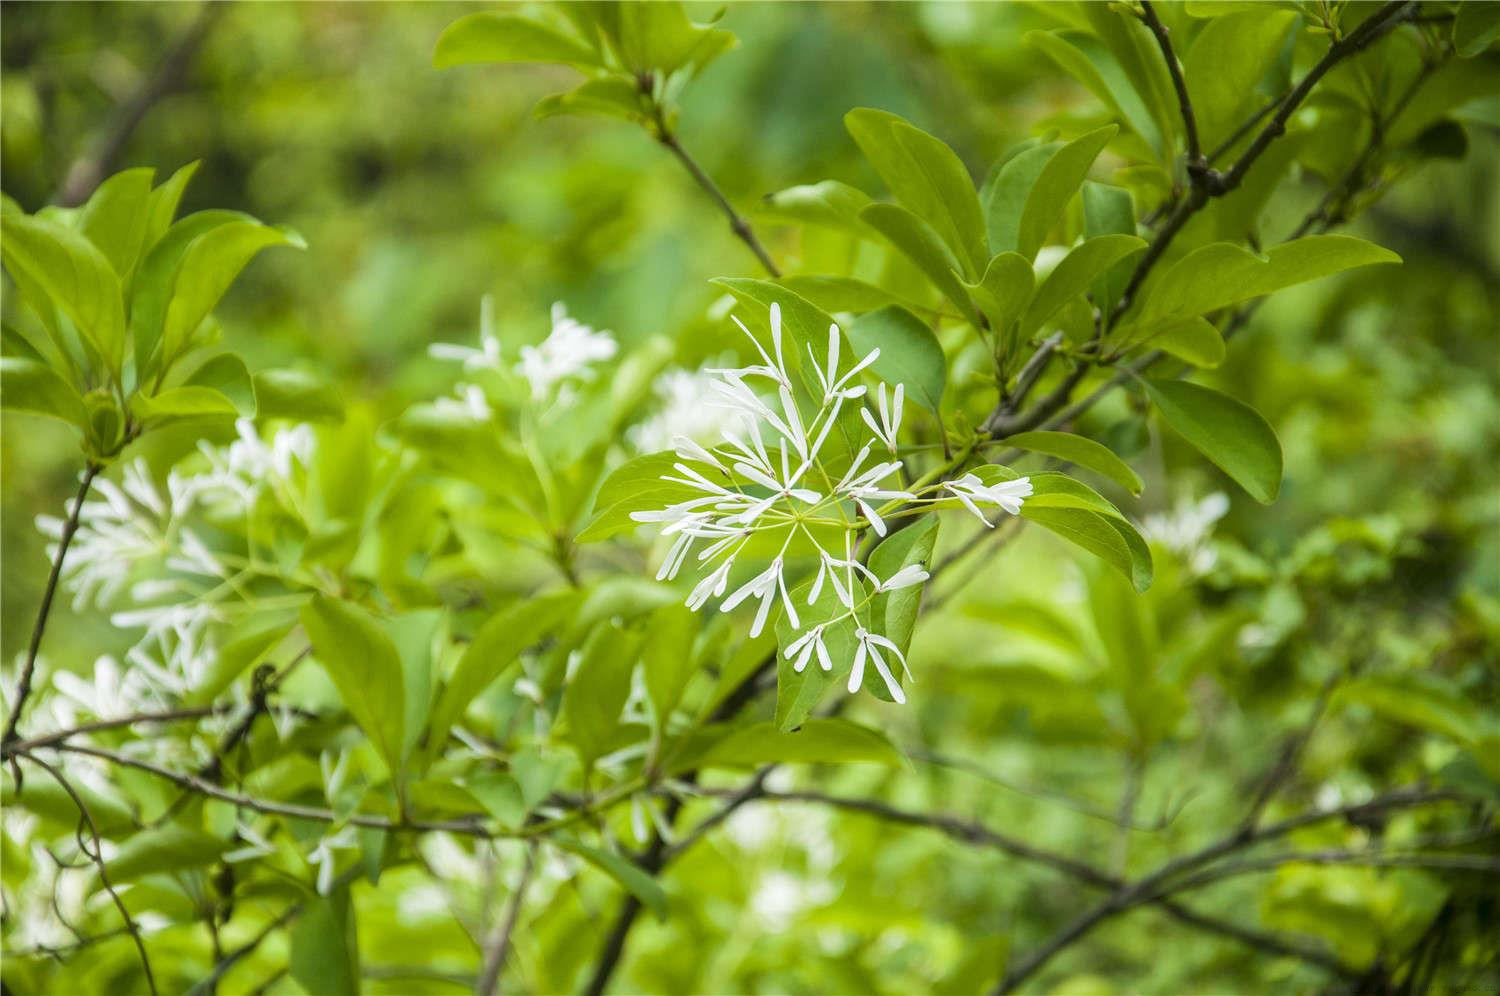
[628,303,1031,703]
[429,298,617,409]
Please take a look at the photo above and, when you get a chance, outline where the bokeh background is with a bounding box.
[4,3,1498,993]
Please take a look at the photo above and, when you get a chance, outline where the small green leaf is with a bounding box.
[1002,430,1143,495]
[106,826,227,883]
[1020,233,1146,338]
[690,718,904,769]
[535,77,649,124]
[982,140,1059,259]
[0,356,86,428]
[251,368,344,422]
[860,203,983,327]
[76,167,157,283]
[301,595,407,778]
[867,512,938,655]
[132,385,240,424]
[1016,125,1117,261]
[774,576,869,732]
[968,251,1034,340]
[642,604,698,728]
[1145,378,1282,503]
[159,220,304,362]
[555,836,669,920]
[1082,182,1137,312]
[560,622,643,767]
[579,452,703,542]
[434,12,599,69]
[382,609,443,761]
[184,353,257,417]
[760,180,875,239]
[290,888,360,996]
[777,275,937,320]
[847,305,946,411]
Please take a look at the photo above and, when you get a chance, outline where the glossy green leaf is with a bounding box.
[0,356,86,428]
[128,209,248,376]
[159,220,304,361]
[301,595,407,777]
[535,77,649,124]
[383,609,443,760]
[760,180,875,239]
[860,203,982,327]
[774,577,864,732]
[132,385,240,424]
[847,305,946,411]
[579,451,703,542]
[692,718,904,769]
[1002,430,1143,495]
[1021,234,1146,337]
[184,353,257,417]
[434,13,599,69]
[982,141,1059,260]
[968,251,1034,338]
[867,512,938,655]
[1183,11,1298,153]
[1145,378,1282,503]
[1082,181,1137,314]
[1016,125,1117,261]
[76,167,157,283]
[1143,317,1225,368]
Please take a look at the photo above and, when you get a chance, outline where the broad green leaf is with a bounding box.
[76,167,156,283]
[1021,496,1152,592]
[1136,236,1401,327]
[251,368,344,422]
[434,12,599,69]
[968,251,1034,340]
[1142,316,1225,368]
[535,77,649,124]
[1453,1,1500,57]
[1026,30,1164,154]
[2,776,135,836]
[867,512,938,655]
[143,160,200,250]
[301,595,407,778]
[129,209,248,376]
[1082,181,1137,314]
[186,621,289,705]
[1001,430,1143,495]
[691,718,904,769]
[1183,11,1298,153]
[383,609,443,760]
[184,353,257,417]
[1020,234,1146,337]
[847,305,946,411]
[132,385,240,424]
[1339,673,1480,743]
[777,275,938,320]
[1079,6,1176,155]
[1,206,127,372]
[579,451,703,542]
[612,2,737,77]
[290,889,360,996]
[860,203,982,327]
[555,836,668,920]
[428,592,578,751]
[1145,378,1282,503]
[106,826,226,883]
[774,577,863,732]
[642,604,698,728]
[1016,125,1117,261]
[560,622,643,767]
[760,180,875,239]
[159,220,304,362]
[982,141,1060,260]
[0,356,86,428]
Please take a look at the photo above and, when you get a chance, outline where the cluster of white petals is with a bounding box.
[628,303,1030,703]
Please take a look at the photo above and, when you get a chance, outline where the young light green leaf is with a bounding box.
[867,512,938,655]
[132,385,240,424]
[184,353,257,417]
[774,578,862,732]
[560,621,643,767]
[1021,497,1151,592]
[382,609,444,761]
[642,604,698,728]
[1001,430,1143,495]
[428,591,578,751]
[983,141,1060,259]
[129,209,248,376]
[434,12,599,69]
[1082,181,1137,313]
[251,368,345,423]
[1183,11,1298,153]
[847,305,946,411]
[579,451,703,542]
[1,357,86,428]
[777,275,937,320]
[554,836,669,920]
[534,77,649,124]
[143,160,200,250]
[1020,233,1146,337]
[968,251,1034,338]
[1,206,127,372]
[860,203,983,327]
[760,180,875,239]
[76,167,157,283]
[1142,317,1225,368]
[1016,125,1117,261]
[691,718,905,769]
[290,889,360,996]
[301,595,407,777]
[1145,378,1282,503]
[160,220,304,361]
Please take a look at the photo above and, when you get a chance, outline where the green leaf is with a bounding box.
[428,592,578,751]
[1135,236,1401,328]
[1183,11,1298,153]
[1002,430,1143,495]
[184,353,257,417]
[560,622,643,767]
[76,167,157,283]
[1022,497,1152,592]
[0,356,86,428]
[579,451,702,542]
[968,251,1034,340]
[777,275,937,320]
[1453,1,1500,57]
[301,595,407,778]
[642,604,698,728]
[1016,125,1117,261]
[760,180,874,239]
[1082,181,1137,312]
[1,205,127,372]
[132,385,240,424]
[867,512,938,655]
[2,776,135,836]
[847,305,946,411]
[612,2,737,77]
[535,77,649,124]
[128,209,248,376]
[186,621,289,705]
[159,220,304,362]
[982,141,1058,260]
[1026,30,1163,154]
[251,368,345,422]
[434,12,599,69]
[860,203,982,327]
[105,826,227,884]
[1143,317,1225,368]
[143,161,200,250]
[1339,673,1480,743]
[1020,233,1145,338]
[555,836,669,920]
[290,888,360,996]
[383,609,443,761]
[845,109,987,277]
[1145,378,1282,504]
[691,718,905,769]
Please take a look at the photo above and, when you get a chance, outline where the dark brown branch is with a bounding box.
[2,705,226,756]
[1140,2,1202,166]
[4,463,102,781]
[22,752,159,996]
[55,2,227,206]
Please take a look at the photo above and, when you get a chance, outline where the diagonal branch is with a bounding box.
[1140,1,1201,167]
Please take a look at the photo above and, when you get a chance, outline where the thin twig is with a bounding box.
[1140,2,1201,166]
[4,463,102,785]
[2,705,227,756]
[1236,672,1339,835]
[22,751,159,996]
[475,842,537,996]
